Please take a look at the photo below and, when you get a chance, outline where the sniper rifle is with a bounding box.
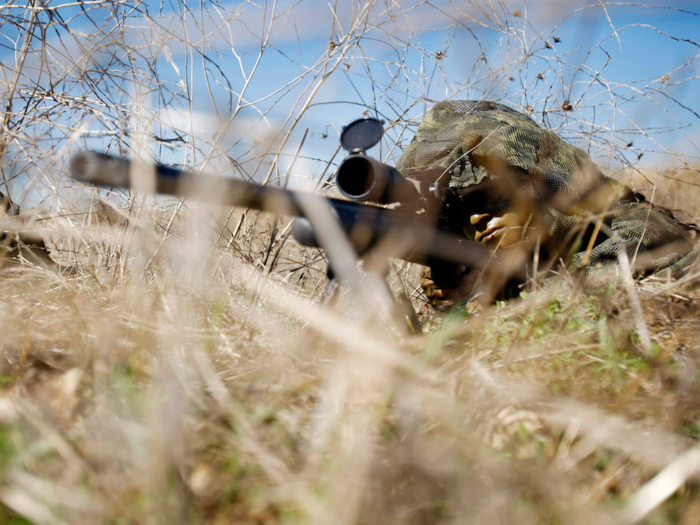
[69,118,491,277]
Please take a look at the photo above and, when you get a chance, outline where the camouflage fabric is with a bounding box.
[397,100,699,281]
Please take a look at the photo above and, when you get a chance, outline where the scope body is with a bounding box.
[335,154,419,205]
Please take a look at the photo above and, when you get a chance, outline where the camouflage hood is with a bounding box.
[396,100,628,215]
[397,100,699,281]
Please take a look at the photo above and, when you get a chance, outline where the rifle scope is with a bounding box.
[336,154,419,205]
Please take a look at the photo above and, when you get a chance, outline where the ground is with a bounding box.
[0,211,700,524]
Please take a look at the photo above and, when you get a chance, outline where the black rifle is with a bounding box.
[69,118,490,276]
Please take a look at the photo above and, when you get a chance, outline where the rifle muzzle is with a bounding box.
[336,154,418,204]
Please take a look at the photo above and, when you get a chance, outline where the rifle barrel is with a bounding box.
[70,152,308,216]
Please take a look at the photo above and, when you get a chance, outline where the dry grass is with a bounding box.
[1,0,700,523]
[3,222,700,524]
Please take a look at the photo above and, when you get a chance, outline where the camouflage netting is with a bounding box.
[397,100,700,281]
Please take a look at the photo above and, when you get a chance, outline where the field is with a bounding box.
[1,0,700,523]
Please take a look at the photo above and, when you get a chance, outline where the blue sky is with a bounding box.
[140,0,700,178]
[1,0,700,202]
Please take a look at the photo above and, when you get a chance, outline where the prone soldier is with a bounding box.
[396,100,700,309]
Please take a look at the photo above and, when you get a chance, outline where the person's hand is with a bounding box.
[420,264,482,312]
[420,267,453,309]
[471,212,529,247]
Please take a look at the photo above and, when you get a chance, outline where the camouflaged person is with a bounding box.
[396,100,700,309]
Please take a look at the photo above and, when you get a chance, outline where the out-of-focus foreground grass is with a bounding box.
[1,202,700,525]
[1,0,700,522]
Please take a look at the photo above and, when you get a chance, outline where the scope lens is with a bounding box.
[336,156,375,199]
